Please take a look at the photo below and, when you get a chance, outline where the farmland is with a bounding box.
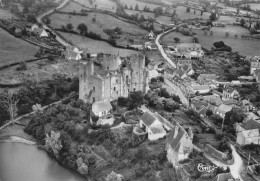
[194,25,260,56]
[161,31,193,46]
[175,6,211,20]
[125,9,173,25]
[241,3,260,11]
[59,1,90,12]
[49,12,148,46]
[73,0,117,12]
[0,28,38,67]
[120,0,161,10]
[58,32,138,56]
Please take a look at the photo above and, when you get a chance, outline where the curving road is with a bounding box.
[155,28,177,68]
[36,0,71,47]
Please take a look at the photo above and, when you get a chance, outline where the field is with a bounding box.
[58,32,138,56]
[60,1,90,12]
[161,31,193,45]
[50,12,148,45]
[0,9,17,19]
[73,0,117,12]
[194,25,260,56]
[0,28,38,67]
[241,3,260,11]
[120,0,161,11]
[125,9,172,25]
[175,6,211,20]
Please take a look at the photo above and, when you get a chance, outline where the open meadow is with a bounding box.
[58,32,138,56]
[175,6,211,20]
[120,0,160,10]
[60,1,90,12]
[50,12,148,45]
[0,28,38,67]
[161,31,193,46]
[72,0,116,12]
[194,25,260,56]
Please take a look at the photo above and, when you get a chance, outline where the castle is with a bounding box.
[79,53,149,103]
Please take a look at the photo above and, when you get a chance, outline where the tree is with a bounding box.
[240,18,246,27]
[66,23,73,31]
[154,7,163,17]
[174,37,180,43]
[186,7,190,13]
[225,31,229,38]
[105,171,124,181]
[135,4,139,11]
[210,30,213,36]
[128,91,144,110]
[209,12,217,21]
[193,35,199,43]
[204,30,208,35]
[77,23,88,35]
[234,34,238,39]
[130,5,133,10]
[201,10,204,16]
[124,4,128,9]
[206,109,213,117]
[92,17,96,23]
[45,131,63,158]
[194,10,196,14]
[0,89,19,125]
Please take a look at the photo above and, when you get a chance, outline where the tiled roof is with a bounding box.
[140,111,157,127]
[92,101,112,115]
[150,126,165,134]
[198,74,217,80]
[214,172,233,181]
[241,129,260,138]
[223,87,236,93]
[167,125,186,152]
[192,85,210,90]
[242,119,260,130]
[217,104,232,113]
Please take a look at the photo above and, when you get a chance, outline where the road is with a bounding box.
[164,79,189,107]
[155,28,176,68]
[36,0,70,47]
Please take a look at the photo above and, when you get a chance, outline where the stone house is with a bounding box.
[236,119,260,146]
[139,112,166,141]
[191,85,210,94]
[65,51,82,61]
[79,54,149,103]
[33,28,48,38]
[166,125,193,165]
[175,43,204,59]
[197,74,217,85]
[92,101,112,118]
[148,30,155,40]
[250,62,260,75]
[222,87,240,101]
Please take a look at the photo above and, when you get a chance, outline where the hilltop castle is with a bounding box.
[79,53,149,103]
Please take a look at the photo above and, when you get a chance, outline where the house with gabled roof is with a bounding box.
[33,28,48,38]
[215,104,232,118]
[148,30,155,40]
[191,85,210,94]
[166,125,193,165]
[197,74,217,85]
[222,87,240,101]
[92,101,114,125]
[65,51,82,61]
[139,111,166,140]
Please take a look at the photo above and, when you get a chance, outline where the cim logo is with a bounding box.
[197,163,217,173]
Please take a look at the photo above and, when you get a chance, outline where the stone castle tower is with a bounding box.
[79,54,149,103]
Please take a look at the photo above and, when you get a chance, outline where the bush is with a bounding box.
[117,97,128,106]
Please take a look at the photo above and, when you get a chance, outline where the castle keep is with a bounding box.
[79,54,149,103]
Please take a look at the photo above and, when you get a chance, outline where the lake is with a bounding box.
[0,143,86,181]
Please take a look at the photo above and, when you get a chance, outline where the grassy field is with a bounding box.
[125,9,172,25]
[73,0,116,12]
[240,3,260,11]
[58,31,138,56]
[161,31,193,45]
[50,12,148,45]
[0,9,17,19]
[60,1,90,12]
[194,25,260,56]
[0,28,38,67]
[176,6,211,20]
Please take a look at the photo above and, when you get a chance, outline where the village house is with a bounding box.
[148,30,155,40]
[222,87,240,101]
[179,63,194,76]
[250,61,260,75]
[65,51,82,61]
[139,111,166,141]
[191,85,210,94]
[130,44,144,50]
[236,119,260,146]
[144,42,157,50]
[79,54,149,103]
[31,24,39,31]
[166,125,193,165]
[33,28,48,38]
[175,43,204,59]
[202,94,223,106]
[197,74,217,85]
